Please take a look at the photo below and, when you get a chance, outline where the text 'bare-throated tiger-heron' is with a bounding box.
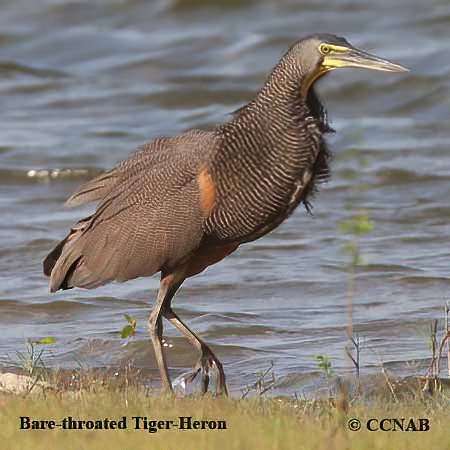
[44,34,407,396]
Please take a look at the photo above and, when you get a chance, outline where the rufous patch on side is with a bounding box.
[197,166,216,217]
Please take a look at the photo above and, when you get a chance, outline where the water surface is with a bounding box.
[1,0,449,395]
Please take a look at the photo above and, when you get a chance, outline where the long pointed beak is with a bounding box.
[324,48,408,73]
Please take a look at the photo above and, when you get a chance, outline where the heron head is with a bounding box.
[290,34,408,95]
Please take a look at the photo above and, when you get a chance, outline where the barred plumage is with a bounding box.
[43,34,407,395]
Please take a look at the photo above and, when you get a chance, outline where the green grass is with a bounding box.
[3,335,450,449]
[1,381,450,450]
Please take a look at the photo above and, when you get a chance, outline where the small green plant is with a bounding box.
[341,210,371,388]
[315,354,334,379]
[338,145,374,387]
[16,337,57,377]
[121,314,137,339]
[32,337,57,345]
[314,354,334,397]
[340,210,374,267]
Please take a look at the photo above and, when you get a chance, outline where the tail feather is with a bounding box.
[43,237,68,277]
[43,215,93,292]
[43,236,82,292]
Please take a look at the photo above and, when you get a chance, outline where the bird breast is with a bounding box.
[203,119,323,244]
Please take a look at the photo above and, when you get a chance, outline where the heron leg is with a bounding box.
[149,274,184,393]
[162,306,228,396]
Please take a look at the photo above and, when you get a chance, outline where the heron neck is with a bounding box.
[220,57,319,163]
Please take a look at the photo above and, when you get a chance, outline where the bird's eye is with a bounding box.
[320,45,331,55]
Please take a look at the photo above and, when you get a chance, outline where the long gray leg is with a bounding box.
[163,306,228,396]
[148,274,184,393]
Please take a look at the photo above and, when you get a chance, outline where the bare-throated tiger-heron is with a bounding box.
[44,34,407,396]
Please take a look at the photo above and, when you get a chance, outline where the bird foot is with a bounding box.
[172,355,227,396]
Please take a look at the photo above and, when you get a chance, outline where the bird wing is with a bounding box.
[49,130,217,291]
[66,132,193,206]
[65,170,121,206]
